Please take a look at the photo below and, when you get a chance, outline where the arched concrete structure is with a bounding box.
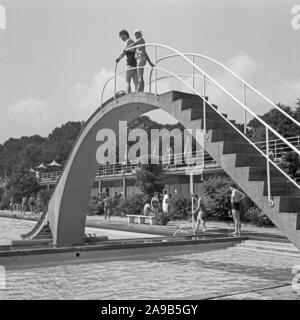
[26,90,300,250]
[47,92,173,246]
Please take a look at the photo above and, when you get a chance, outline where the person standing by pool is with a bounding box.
[21,196,28,215]
[116,29,138,94]
[193,194,207,232]
[151,192,160,214]
[128,29,155,92]
[36,195,43,214]
[103,194,112,221]
[229,185,246,237]
[28,195,36,215]
[9,196,14,213]
[162,190,170,214]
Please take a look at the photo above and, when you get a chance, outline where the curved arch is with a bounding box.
[45,93,166,246]
[23,90,300,251]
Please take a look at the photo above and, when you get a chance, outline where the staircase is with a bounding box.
[34,224,52,240]
[161,91,300,250]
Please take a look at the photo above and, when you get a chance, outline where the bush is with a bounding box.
[87,196,103,216]
[0,193,9,210]
[155,211,173,225]
[202,176,233,221]
[135,164,165,197]
[117,194,144,216]
[169,195,191,219]
[37,189,53,210]
[244,206,273,227]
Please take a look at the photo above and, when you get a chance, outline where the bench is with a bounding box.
[126,214,157,225]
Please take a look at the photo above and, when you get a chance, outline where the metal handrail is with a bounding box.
[100,43,300,206]
[149,52,300,131]
[111,43,300,158]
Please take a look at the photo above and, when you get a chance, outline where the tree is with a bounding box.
[202,176,233,221]
[135,164,165,196]
[6,168,41,203]
[247,102,300,142]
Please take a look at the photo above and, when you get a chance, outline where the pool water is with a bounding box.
[0,218,299,300]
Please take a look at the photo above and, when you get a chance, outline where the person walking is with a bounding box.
[193,194,207,232]
[128,29,155,92]
[229,185,246,237]
[116,29,138,94]
[21,196,28,215]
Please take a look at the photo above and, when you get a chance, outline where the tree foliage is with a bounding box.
[0,121,83,176]
[6,169,41,203]
[135,164,165,196]
[247,102,300,142]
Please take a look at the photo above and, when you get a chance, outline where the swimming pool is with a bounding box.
[0,218,299,300]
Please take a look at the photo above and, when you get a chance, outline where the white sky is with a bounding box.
[0,0,299,142]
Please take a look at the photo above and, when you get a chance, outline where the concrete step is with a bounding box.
[190,109,227,121]
[234,154,267,168]
[189,119,232,131]
[209,130,245,143]
[248,167,288,182]
[263,181,300,197]
[279,196,300,213]
[222,141,260,156]
[180,99,215,110]
[170,91,204,102]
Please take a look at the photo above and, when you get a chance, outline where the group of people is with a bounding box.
[143,190,174,216]
[116,29,155,94]
[141,185,245,237]
[9,194,44,216]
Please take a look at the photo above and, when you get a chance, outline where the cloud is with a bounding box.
[0,98,55,142]
[70,67,174,122]
[70,68,126,117]
[274,77,300,107]
[227,53,261,80]
[6,98,52,125]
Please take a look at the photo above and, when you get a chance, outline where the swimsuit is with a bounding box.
[135,38,147,65]
[125,39,137,68]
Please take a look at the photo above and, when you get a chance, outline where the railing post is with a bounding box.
[155,45,158,96]
[266,128,274,207]
[192,55,195,94]
[274,140,277,159]
[114,63,117,100]
[243,83,247,135]
[203,75,206,134]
